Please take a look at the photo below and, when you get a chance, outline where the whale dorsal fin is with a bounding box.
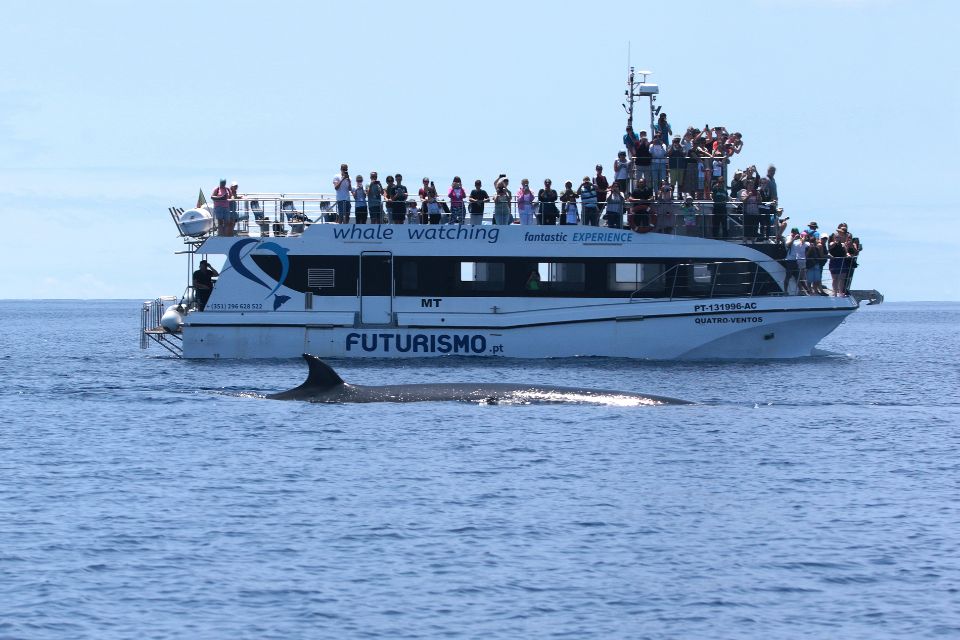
[302,354,345,388]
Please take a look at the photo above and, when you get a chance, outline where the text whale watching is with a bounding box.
[141,70,880,360]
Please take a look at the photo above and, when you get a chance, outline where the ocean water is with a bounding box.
[1,300,958,639]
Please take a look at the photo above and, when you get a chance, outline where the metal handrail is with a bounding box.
[625,258,807,302]
[205,192,787,243]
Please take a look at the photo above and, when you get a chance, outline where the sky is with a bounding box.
[0,0,956,301]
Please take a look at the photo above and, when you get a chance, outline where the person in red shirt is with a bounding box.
[595,164,609,215]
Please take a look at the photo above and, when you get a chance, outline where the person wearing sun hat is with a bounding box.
[804,220,820,240]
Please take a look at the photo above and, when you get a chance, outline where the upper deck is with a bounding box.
[175,191,790,261]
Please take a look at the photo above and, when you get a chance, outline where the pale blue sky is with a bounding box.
[0,0,956,300]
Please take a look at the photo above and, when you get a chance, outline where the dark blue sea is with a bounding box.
[1,300,958,639]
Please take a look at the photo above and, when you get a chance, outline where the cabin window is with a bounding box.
[687,263,716,294]
[533,262,585,292]
[460,261,505,291]
[400,262,418,291]
[608,263,665,293]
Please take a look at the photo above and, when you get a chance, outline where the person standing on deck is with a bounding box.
[333,164,352,223]
[711,180,729,239]
[516,179,536,225]
[192,260,219,311]
[353,175,368,224]
[623,125,640,157]
[595,165,609,214]
[649,135,668,190]
[560,181,578,225]
[211,179,232,236]
[614,151,630,193]
[604,183,625,229]
[537,179,559,225]
[493,181,513,225]
[367,172,384,224]
[448,177,467,224]
[654,113,672,146]
[468,180,489,225]
[577,176,599,226]
[766,165,778,202]
[633,131,652,184]
[228,181,242,235]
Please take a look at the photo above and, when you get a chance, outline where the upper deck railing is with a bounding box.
[194,192,788,245]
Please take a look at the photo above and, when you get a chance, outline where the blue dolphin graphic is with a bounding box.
[258,242,290,298]
[227,238,271,290]
[226,238,292,310]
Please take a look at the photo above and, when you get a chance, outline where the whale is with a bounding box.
[267,354,690,406]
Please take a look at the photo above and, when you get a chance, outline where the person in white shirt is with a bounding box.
[783,229,810,295]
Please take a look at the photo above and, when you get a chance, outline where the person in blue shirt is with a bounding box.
[654,113,672,144]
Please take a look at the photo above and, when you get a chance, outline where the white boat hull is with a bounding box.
[181,296,855,359]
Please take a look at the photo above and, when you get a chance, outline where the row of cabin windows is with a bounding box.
[404,259,772,296]
[255,255,778,298]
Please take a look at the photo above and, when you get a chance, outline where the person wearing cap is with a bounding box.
[211,178,232,236]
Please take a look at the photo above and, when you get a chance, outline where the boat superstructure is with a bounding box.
[141,217,858,359]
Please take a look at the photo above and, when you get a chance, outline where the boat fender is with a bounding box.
[160,306,184,332]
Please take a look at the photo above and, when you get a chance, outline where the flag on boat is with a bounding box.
[197,189,207,207]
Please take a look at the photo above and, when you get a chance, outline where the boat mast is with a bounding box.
[625,68,659,137]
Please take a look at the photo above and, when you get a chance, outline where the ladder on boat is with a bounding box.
[140,297,183,357]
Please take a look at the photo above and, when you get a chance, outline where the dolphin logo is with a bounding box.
[226,238,292,310]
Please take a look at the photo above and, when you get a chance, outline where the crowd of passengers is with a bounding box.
[783,220,863,297]
[207,115,861,295]
[208,114,785,239]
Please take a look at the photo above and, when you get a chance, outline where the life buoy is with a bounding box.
[630,208,657,233]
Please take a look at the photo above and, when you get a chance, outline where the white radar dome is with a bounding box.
[179,208,214,237]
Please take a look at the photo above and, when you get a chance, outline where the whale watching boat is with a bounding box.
[141,71,869,360]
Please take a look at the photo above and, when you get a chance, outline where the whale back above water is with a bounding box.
[267,355,689,406]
